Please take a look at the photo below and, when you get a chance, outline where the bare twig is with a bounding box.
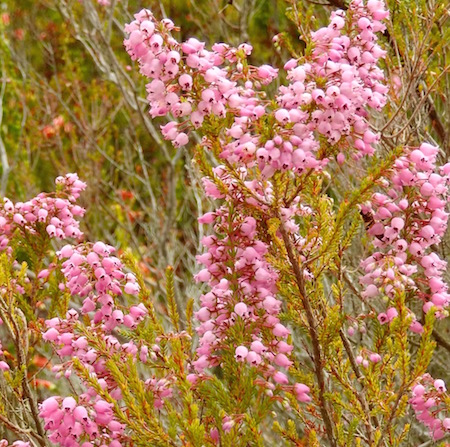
[278,221,337,447]
[432,329,450,353]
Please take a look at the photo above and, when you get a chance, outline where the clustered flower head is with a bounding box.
[276,0,388,167]
[40,302,150,446]
[124,0,388,180]
[39,394,125,447]
[187,165,311,400]
[359,144,450,328]
[0,173,86,253]
[53,241,141,330]
[43,302,148,360]
[40,315,174,447]
[410,374,450,441]
[194,202,291,374]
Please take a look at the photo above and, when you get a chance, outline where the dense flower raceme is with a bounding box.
[359,144,450,328]
[53,241,141,329]
[194,168,297,384]
[0,173,86,252]
[410,374,450,440]
[37,241,153,446]
[169,165,317,422]
[124,0,389,179]
[39,310,150,447]
[183,165,309,405]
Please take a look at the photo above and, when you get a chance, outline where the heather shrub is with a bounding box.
[0,1,449,446]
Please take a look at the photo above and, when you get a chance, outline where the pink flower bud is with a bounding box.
[250,341,266,354]
[43,328,59,341]
[235,346,248,361]
[370,353,381,363]
[273,371,289,384]
[296,392,311,402]
[274,353,293,368]
[273,323,290,337]
[246,351,262,365]
[198,212,215,224]
[434,379,446,393]
[386,307,398,321]
[363,284,379,298]
[0,361,9,371]
[73,406,88,422]
[62,397,76,412]
[46,224,57,237]
[410,320,424,334]
[234,302,248,317]
[275,109,290,124]
[40,397,59,416]
[412,384,425,396]
[187,373,198,384]
[124,282,140,295]
[37,269,50,279]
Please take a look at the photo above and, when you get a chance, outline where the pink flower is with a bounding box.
[235,346,249,362]
[273,371,289,384]
[434,379,446,393]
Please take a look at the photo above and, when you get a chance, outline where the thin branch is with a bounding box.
[383,65,449,140]
[432,329,450,353]
[339,329,380,443]
[278,221,337,447]
[10,310,47,447]
[0,413,42,447]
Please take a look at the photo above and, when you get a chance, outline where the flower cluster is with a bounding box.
[0,173,86,252]
[190,166,311,401]
[37,236,156,446]
[359,144,450,326]
[40,307,152,446]
[276,0,389,165]
[410,374,450,441]
[124,10,276,155]
[194,205,290,373]
[54,242,141,330]
[39,395,125,447]
[355,349,382,367]
[124,0,388,180]
[43,304,148,359]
